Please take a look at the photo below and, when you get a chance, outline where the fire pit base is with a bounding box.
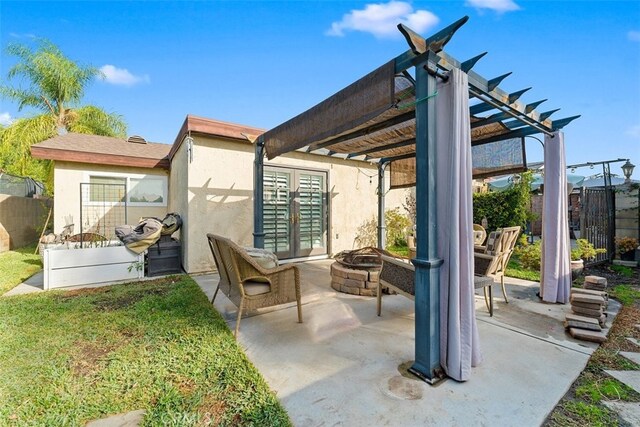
[330,261,381,297]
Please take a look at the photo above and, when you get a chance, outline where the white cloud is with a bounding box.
[9,32,36,39]
[626,124,640,138]
[99,65,150,86]
[326,1,439,39]
[0,112,14,126]
[628,31,640,42]
[466,0,520,13]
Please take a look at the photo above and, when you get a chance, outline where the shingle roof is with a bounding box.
[31,133,171,169]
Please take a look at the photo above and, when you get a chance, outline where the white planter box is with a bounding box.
[43,245,144,290]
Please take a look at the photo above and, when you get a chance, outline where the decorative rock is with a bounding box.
[564,314,602,331]
[569,328,607,343]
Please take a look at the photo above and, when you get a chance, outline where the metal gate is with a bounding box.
[80,183,127,242]
[580,187,615,265]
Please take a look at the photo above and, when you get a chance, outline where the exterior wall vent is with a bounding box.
[127,135,147,144]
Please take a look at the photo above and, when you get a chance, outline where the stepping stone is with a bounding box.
[602,402,640,427]
[571,301,604,310]
[604,370,640,394]
[569,328,607,343]
[570,293,605,305]
[584,275,607,285]
[86,410,145,427]
[619,351,640,366]
[571,305,603,318]
[627,337,640,347]
[571,288,608,299]
[564,314,601,331]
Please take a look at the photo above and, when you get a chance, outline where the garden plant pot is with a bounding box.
[621,250,636,261]
[570,259,584,281]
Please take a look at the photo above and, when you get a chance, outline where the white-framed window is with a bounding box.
[85,172,167,207]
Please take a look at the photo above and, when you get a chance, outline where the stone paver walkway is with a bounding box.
[602,328,640,426]
[86,410,145,427]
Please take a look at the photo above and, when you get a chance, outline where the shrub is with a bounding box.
[571,239,606,261]
[513,239,542,270]
[473,171,535,231]
[354,208,411,248]
[615,236,638,255]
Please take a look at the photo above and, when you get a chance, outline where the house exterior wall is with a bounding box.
[179,135,406,274]
[0,195,51,252]
[53,161,169,237]
[168,138,190,270]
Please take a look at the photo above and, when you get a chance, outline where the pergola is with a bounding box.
[252,16,579,383]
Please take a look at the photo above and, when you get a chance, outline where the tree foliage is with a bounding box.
[472,171,535,231]
[0,40,127,192]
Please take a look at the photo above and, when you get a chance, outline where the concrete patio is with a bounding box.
[193,259,620,427]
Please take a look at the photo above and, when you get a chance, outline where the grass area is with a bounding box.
[0,243,42,295]
[545,278,640,427]
[505,256,541,282]
[0,276,291,426]
[609,284,640,306]
[610,264,634,277]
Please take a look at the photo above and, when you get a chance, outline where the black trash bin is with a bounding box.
[147,235,182,276]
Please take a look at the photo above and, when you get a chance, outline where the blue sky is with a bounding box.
[1,0,639,178]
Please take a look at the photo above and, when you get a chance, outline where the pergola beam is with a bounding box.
[347,138,415,158]
[307,110,415,152]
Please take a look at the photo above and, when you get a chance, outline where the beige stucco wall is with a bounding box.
[53,161,168,238]
[179,135,406,274]
[0,195,52,252]
[168,139,190,270]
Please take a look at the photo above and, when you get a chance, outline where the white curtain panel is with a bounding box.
[541,131,572,303]
[436,68,482,381]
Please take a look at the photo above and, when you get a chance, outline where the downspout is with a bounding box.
[253,135,266,248]
[377,161,389,249]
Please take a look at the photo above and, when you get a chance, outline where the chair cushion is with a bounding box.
[243,281,271,296]
[485,231,501,255]
[243,247,279,269]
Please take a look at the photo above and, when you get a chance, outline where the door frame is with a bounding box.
[264,163,331,259]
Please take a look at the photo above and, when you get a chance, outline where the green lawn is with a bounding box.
[0,244,42,295]
[0,276,291,426]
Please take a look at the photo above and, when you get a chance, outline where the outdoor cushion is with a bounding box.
[485,231,501,255]
[243,281,271,296]
[243,247,279,269]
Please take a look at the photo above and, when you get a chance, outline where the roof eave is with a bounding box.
[31,146,170,170]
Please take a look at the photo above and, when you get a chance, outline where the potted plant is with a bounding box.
[615,236,639,261]
[570,239,607,280]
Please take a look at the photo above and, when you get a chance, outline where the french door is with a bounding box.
[263,166,328,259]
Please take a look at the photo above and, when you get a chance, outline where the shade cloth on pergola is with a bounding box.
[252,16,579,384]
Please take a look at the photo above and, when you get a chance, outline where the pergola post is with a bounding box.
[377,161,388,249]
[253,135,266,248]
[409,50,444,383]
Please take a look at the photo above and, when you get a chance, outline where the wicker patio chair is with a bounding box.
[206,233,302,336]
[474,226,521,304]
[473,224,487,246]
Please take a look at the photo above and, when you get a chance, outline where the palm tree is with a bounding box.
[0,40,127,191]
